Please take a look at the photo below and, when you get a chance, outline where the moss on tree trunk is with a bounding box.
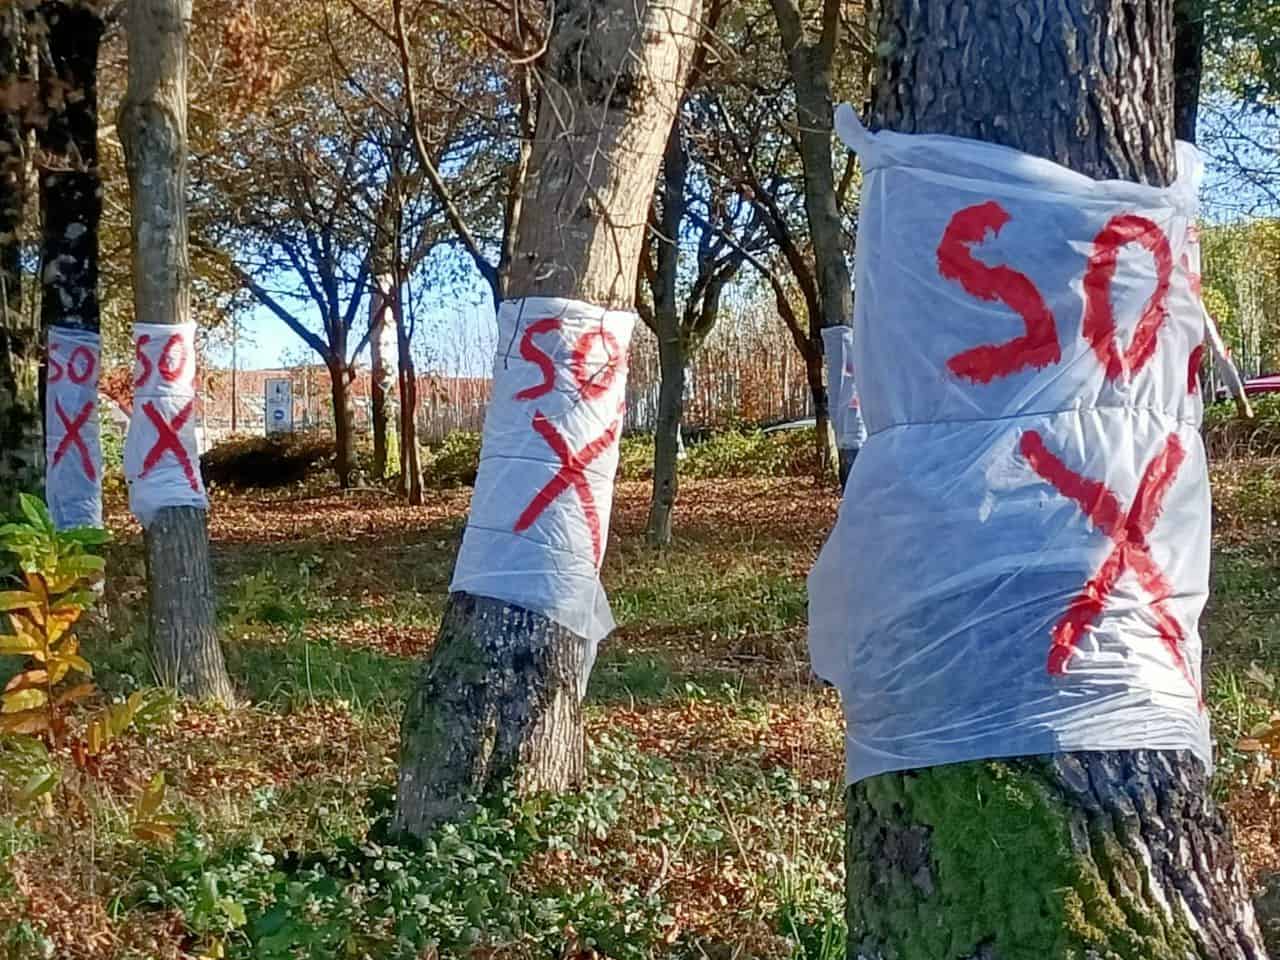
[847,752,1265,959]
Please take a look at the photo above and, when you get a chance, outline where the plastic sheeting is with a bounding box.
[124,323,208,526]
[45,328,103,529]
[810,107,1213,783]
[822,325,867,451]
[451,297,635,651]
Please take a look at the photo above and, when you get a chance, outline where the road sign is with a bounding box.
[265,378,293,436]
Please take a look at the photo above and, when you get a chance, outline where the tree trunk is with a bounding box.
[328,357,354,488]
[847,3,1266,957]
[805,342,838,478]
[0,5,41,509]
[36,0,102,338]
[772,0,852,331]
[394,0,703,838]
[771,0,849,484]
[647,349,684,545]
[370,277,392,480]
[1173,0,1204,143]
[144,507,234,703]
[392,282,422,506]
[646,122,687,546]
[120,0,233,705]
[38,1,103,530]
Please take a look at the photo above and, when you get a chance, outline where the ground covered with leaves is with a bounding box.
[2,450,1280,959]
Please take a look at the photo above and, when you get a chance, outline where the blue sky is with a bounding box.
[205,264,499,377]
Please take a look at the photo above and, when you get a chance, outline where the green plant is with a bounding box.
[681,428,818,479]
[0,496,107,754]
[423,431,482,487]
[222,556,330,632]
[0,495,176,837]
[1204,394,1280,460]
[130,739,692,960]
[616,434,655,481]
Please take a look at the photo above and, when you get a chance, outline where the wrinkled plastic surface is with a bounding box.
[451,298,635,648]
[822,325,867,450]
[810,107,1213,783]
[125,323,208,526]
[45,328,102,529]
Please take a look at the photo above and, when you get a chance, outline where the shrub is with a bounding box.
[201,434,334,490]
[1205,395,1280,460]
[619,428,822,482]
[423,431,482,488]
[422,424,822,489]
[617,434,655,481]
[682,427,818,479]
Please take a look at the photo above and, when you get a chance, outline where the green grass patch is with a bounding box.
[225,636,415,713]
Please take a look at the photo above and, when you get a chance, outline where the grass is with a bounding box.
[3,455,1280,958]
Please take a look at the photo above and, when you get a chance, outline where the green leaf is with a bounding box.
[58,554,105,578]
[17,766,58,803]
[220,899,247,928]
[17,494,51,534]
[59,527,110,547]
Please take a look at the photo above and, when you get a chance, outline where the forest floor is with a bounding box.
[2,460,1280,959]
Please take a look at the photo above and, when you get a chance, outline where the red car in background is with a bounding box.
[1244,375,1280,397]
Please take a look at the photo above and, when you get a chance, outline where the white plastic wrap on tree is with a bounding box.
[451,298,635,649]
[45,328,103,529]
[821,325,867,451]
[124,322,208,526]
[811,107,1213,783]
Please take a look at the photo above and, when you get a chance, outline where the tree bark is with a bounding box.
[36,0,102,336]
[395,0,703,838]
[646,122,688,547]
[392,281,422,506]
[848,3,1266,957]
[1173,0,1205,143]
[770,0,850,481]
[0,4,41,509]
[370,277,391,480]
[121,0,233,705]
[806,342,837,477]
[647,350,684,545]
[144,507,234,703]
[328,356,355,489]
[370,339,388,477]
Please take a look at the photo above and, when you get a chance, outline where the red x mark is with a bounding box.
[514,411,620,566]
[1020,430,1200,703]
[140,399,200,492]
[52,399,96,482]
